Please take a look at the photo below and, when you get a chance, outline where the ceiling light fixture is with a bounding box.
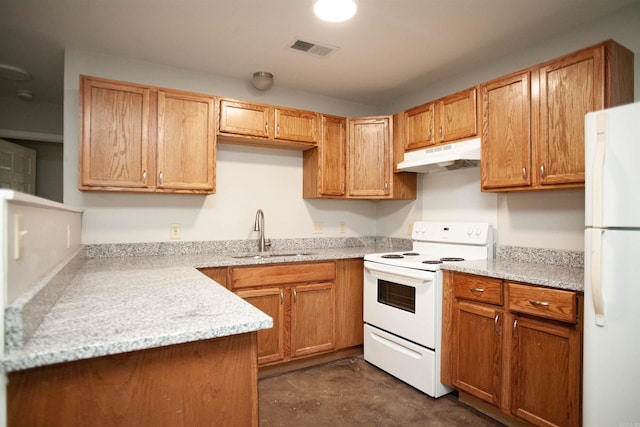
[313,0,358,22]
[16,89,34,101]
[252,71,274,91]
[0,64,32,81]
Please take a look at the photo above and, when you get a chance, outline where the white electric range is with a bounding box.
[363,221,494,397]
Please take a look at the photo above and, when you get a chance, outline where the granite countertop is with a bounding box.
[441,246,584,292]
[2,241,404,373]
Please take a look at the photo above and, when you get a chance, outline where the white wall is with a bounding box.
[378,2,640,251]
[63,49,382,244]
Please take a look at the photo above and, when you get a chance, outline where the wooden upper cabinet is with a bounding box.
[405,102,436,150]
[303,114,346,198]
[157,90,216,192]
[347,116,392,197]
[218,98,318,149]
[218,99,271,138]
[481,71,532,190]
[404,87,478,151]
[274,107,318,143]
[438,87,478,143]
[80,77,151,190]
[79,75,216,194]
[481,40,634,192]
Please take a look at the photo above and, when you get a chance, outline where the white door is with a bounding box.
[0,139,36,194]
[583,228,640,426]
[585,102,640,228]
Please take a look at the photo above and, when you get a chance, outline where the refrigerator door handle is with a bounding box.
[591,113,607,228]
[591,229,605,326]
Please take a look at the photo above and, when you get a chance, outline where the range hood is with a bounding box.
[397,138,481,173]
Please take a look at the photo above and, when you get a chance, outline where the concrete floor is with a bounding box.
[259,355,505,426]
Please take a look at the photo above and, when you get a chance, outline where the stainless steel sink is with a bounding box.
[230,252,315,259]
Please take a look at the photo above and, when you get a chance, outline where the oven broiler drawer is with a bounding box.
[453,273,503,305]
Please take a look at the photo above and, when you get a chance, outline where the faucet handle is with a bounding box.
[265,239,271,248]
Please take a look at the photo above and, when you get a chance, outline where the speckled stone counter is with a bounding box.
[442,245,584,292]
[3,238,409,373]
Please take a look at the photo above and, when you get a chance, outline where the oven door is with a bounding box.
[363,260,438,349]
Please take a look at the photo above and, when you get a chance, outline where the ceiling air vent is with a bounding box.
[288,38,338,57]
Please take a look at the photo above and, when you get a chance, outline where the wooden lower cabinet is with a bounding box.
[442,271,583,427]
[219,259,363,368]
[7,333,259,427]
[453,301,503,406]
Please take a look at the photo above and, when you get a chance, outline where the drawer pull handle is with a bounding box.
[529,300,550,307]
[293,289,297,303]
[494,313,500,335]
[280,289,284,304]
[513,319,518,338]
[468,287,485,294]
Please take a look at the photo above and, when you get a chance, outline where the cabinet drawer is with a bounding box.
[231,261,336,290]
[507,282,577,323]
[454,274,503,305]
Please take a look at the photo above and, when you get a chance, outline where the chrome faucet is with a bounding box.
[254,209,271,252]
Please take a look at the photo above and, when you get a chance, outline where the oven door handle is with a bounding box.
[364,261,435,283]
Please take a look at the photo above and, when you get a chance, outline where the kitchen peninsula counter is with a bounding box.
[2,241,405,373]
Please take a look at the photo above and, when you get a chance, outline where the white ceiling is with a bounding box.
[0,0,637,107]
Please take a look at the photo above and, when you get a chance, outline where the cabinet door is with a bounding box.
[290,282,336,358]
[347,116,392,197]
[437,87,477,143]
[405,102,435,150]
[537,47,603,186]
[80,77,151,189]
[218,99,271,138]
[236,287,286,365]
[510,316,581,427]
[274,108,318,143]
[319,115,346,197]
[157,90,216,192]
[453,301,503,406]
[481,72,532,190]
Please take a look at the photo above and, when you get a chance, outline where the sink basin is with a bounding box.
[230,252,315,259]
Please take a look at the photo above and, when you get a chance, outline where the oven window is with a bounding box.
[377,280,415,313]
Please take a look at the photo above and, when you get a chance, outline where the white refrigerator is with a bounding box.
[584,101,640,426]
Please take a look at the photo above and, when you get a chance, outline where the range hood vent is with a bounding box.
[397,138,481,174]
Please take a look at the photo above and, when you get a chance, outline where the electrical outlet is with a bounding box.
[67,224,71,249]
[407,223,413,235]
[14,214,26,260]
[170,223,181,240]
[312,222,324,234]
[339,221,346,234]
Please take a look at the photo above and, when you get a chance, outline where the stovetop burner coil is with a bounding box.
[381,254,404,259]
[402,252,420,256]
[422,260,443,265]
[439,257,465,262]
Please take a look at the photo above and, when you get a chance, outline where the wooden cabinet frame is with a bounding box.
[79,75,216,194]
[481,39,633,192]
[442,271,583,427]
[218,98,319,150]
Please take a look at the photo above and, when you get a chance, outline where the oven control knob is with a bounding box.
[475,227,483,236]
[466,227,473,236]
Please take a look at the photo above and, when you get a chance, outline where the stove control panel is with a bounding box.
[411,221,492,245]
